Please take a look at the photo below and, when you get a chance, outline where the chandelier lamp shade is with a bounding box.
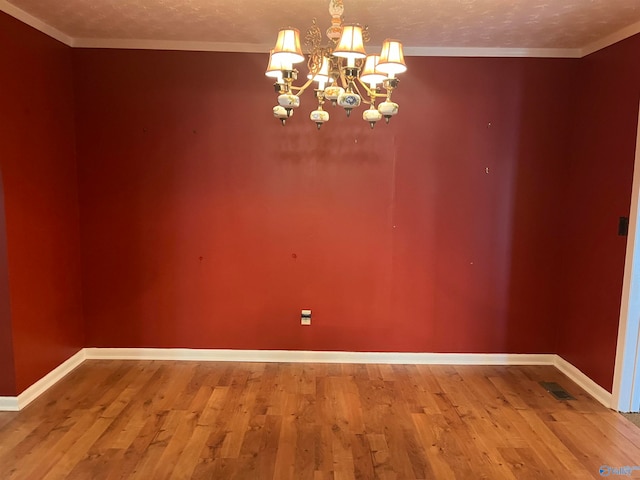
[271,28,305,67]
[266,0,406,130]
[333,25,367,62]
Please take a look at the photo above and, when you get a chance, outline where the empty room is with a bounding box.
[2,0,640,478]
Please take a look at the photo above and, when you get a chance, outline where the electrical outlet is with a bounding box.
[301,309,311,326]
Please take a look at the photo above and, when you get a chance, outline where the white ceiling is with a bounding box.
[2,0,640,57]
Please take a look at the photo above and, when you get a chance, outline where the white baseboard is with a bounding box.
[84,348,557,366]
[0,396,19,411]
[0,349,86,412]
[554,355,613,408]
[0,348,611,411]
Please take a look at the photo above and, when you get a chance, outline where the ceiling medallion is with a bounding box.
[265,0,406,130]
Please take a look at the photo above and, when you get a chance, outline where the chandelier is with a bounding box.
[265,0,406,130]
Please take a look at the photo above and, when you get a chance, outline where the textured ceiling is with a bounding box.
[3,0,640,55]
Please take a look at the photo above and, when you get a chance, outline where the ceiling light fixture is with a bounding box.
[266,0,406,130]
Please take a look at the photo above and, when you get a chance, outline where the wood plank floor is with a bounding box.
[1,361,640,479]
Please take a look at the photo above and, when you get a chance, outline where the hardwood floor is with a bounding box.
[1,360,640,479]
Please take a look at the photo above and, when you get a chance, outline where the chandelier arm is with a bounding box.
[355,78,385,99]
[338,68,349,89]
[290,76,317,97]
[355,78,373,96]
[335,64,349,89]
[355,79,381,107]
[351,81,366,100]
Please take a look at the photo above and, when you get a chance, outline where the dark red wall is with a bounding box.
[556,34,640,391]
[0,170,16,396]
[0,12,84,394]
[73,50,576,355]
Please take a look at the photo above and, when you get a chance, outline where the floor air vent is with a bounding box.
[540,382,576,401]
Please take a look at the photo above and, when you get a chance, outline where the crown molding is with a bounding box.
[0,0,72,46]
[403,46,582,58]
[581,19,640,57]
[72,38,273,53]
